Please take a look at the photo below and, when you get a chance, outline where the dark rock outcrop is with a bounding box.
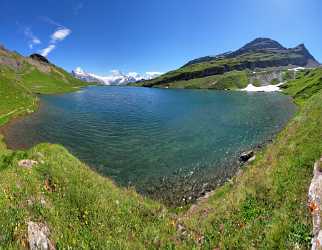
[30,54,50,64]
[239,150,255,163]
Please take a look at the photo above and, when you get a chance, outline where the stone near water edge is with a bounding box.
[248,155,256,163]
[18,159,38,169]
[239,150,255,163]
[27,222,55,250]
[308,157,322,250]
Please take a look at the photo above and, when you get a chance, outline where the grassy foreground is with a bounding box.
[0,140,176,249]
[0,65,321,248]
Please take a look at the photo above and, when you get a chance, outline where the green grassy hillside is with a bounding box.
[134,52,297,87]
[133,38,319,89]
[0,48,88,94]
[0,77,36,126]
[282,68,322,104]
[0,44,321,248]
[141,70,249,90]
[0,47,90,126]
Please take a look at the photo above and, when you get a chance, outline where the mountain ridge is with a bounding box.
[71,67,162,85]
[133,38,320,89]
[185,38,319,67]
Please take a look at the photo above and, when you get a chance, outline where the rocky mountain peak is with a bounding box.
[244,37,285,50]
[228,38,286,57]
[30,54,50,64]
[184,37,319,68]
[292,43,320,67]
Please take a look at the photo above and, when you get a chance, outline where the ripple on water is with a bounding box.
[3,86,296,205]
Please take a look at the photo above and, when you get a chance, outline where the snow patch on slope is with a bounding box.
[241,82,285,92]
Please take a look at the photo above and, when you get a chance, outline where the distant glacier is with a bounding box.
[72,67,162,85]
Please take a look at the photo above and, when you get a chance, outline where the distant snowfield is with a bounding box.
[72,67,163,85]
[241,82,285,92]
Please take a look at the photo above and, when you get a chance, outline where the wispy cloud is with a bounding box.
[146,72,163,76]
[146,72,163,79]
[51,28,71,43]
[39,18,72,57]
[74,2,84,15]
[40,45,56,57]
[24,27,41,49]
[40,16,64,28]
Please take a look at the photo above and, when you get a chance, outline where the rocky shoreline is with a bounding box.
[141,139,273,207]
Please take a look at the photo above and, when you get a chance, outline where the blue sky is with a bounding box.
[1,0,321,75]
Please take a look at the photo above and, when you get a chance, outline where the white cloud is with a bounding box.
[146,72,163,79]
[24,27,41,49]
[128,72,141,78]
[75,67,85,74]
[40,45,56,57]
[110,69,122,76]
[32,37,41,44]
[40,16,63,27]
[51,28,71,43]
[39,23,71,57]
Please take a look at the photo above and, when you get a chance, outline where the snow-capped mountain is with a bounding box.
[71,67,162,85]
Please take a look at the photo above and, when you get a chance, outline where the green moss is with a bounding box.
[271,78,279,85]
[252,78,261,87]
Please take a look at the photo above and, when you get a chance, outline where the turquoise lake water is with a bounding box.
[4,86,296,204]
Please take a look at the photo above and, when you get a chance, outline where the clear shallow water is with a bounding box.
[4,86,296,204]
